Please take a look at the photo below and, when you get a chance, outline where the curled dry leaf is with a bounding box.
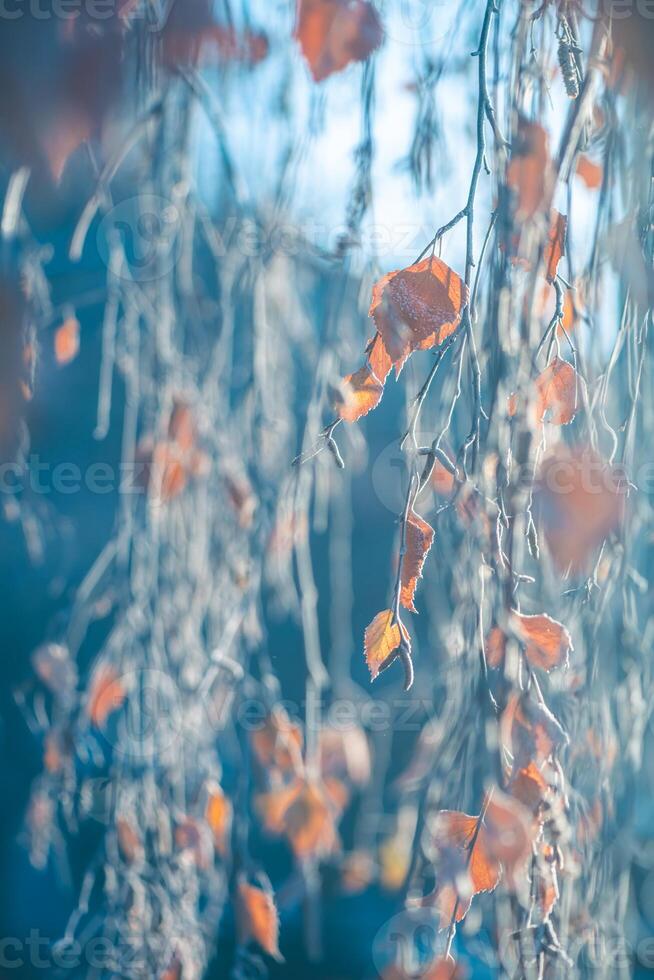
[534,446,627,573]
[54,316,80,365]
[205,782,232,855]
[500,692,568,775]
[511,610,573,672]
[257,777,340,858]
[400,509,434,612]
[295,0,383,83]
[507,117,550,219]
[544,211,567,283]
[334,363,384,422]
[576,154,603,189]
[369,256,467,373]
[535,356,582,425]
[236,875,283,961]
[363,609,410,681]
[87,663,126,728]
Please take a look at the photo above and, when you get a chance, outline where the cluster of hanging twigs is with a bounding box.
[5,1,654,979]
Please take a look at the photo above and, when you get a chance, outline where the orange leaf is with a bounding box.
[508,761,550,814]
[535,357,582,425]
[430,457,456,496]
[424,809,501,928]
[543,211,567,283]
[365,331,393,384]
[54,317,80,365]
[334,363,384,422]
[257,778,339,858]
[534,447,627,573]
[87,664,126,728]
[237,876,283,961]
[400,509,434,612]
[363,609,409,681]
[205,783,232,855]
[511,611,572,672]
[576,154,603,189]
[295,0,383,82]
[369,256,467,373]
[507,118,550,219]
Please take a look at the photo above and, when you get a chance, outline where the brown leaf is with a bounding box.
[400,509,434,612]
[334,363,384,422]
[576,155,603,189]
[236,876,283,961]
[364,609,409,681]
[543,211,567,283]
[484,626,506,669]
[507,118,550,219]
[511,610,573,672]
[535,357,581,426]
[369,256,467,372]
[54,316,80,365]
[534,447,627,573]
[87,663,126,728]
[295,0,383,83]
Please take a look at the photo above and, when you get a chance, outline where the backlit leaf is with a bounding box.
[400,509,434,612]
[237,875,283,961]
[511,610,573,672]
[334,363,384,422]
[364,609,409,681]
[369,256,467,373]
[535,357,582,425]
